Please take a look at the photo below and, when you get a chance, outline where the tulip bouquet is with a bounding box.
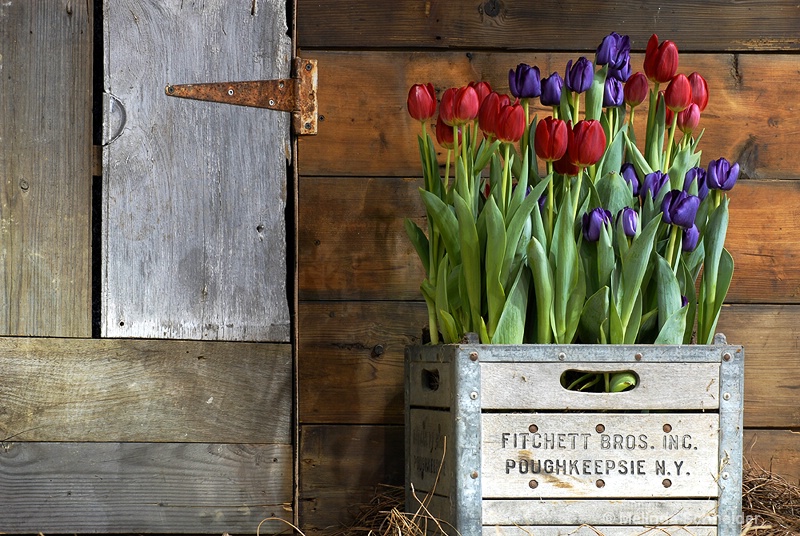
[405,33,737,385]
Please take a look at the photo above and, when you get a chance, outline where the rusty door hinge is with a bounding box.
[165,58,318,135]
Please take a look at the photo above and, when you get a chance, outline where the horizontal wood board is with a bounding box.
[297,1,800,51]
[297,424,800,533]
[299,302,800,429]
[0,337,291,443]
[300,178,800,305]
[298,52,798,180]
[0,0,92,337]
[0,442,292,534]
[102,0,291,341]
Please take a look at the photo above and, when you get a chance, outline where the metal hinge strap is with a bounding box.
[165,57,318,135]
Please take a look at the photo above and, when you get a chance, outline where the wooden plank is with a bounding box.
[298,424,405,533]
[482,413,719,499]
[0,337,292,443]
[298,301,427,424]
[298,52,796,180]
[745,429,800,485]
[482,527,715,536]
[0,442,292,534]
[717,306,800,429]
[297,0,800,51]
[300,178,800,305]
[0,0,92,337]
[102,0,291,341]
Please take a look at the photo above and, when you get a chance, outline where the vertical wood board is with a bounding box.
[0,442,292,534]
[0,0,92,337]
[103,0,291,341]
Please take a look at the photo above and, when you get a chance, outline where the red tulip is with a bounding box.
[688,72,709,111]
[479,91,510,138]
[664,73,692,112]
[495,101,525,143]
[469,81,493,105]
[452,85,480,125]
[435,115,456,149]
[534,116,568,162]
[677,103,701,134]
[439,87,458,126]
[623,72,649,107]
[407,83,437,122]
[644,34,679,84]
[568,120,606,167]
[553,151,580,176]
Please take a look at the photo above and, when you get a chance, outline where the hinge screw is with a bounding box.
[227,88,234,96]
[305,63,313,71]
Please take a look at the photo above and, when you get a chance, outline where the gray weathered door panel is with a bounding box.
[103,0,291,341]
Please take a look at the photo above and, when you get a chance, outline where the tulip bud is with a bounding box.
[582,207,612,242]
[644,34,679,84]
[643,170,670,200]
[707,157,739,191]
[682,224,700,252]
[662,189,700,229]
[565,57,594,94]
[665,74,692,112]
[534,116,569,162]
[620,162,640,196]
[624,72,649,108]
[495,101,526,143]
[596,32,631,70]
[677,103,701,134]
[617,207,638,237]
[452,85,480,125]
[568,120,606,167]
[479,92,510,139]
[509,63,542,99]
[688,72,709,111]
[469,81,492,105]
[683,166,709,200]
[435,114,456,150]
[540,72,564,107]
[407,83,437,122]
[603,77,624,108]
[439,87,458,126]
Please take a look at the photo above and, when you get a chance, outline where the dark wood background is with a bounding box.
[296,1,800,531]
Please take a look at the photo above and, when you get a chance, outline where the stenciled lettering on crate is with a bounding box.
[405,341,744,536]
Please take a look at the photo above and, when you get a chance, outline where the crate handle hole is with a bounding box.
[560,370,639,393]
[422,368,440,391]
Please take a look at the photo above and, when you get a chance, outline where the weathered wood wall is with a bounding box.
[296,1,800,531]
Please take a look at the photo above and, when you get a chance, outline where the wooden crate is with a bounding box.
[405,338,744,536]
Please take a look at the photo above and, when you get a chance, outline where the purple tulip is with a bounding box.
[621,163,640,196]
[617,207,638,237]
[608,57,632,82]
[603,77,624,108]
[596,32,631,70]
[582,207,612,242]
[565,57,594,94]
[642,170,670,200]
[683,167,709,200]
[683,224,700,252]
[509,63,542,99]
[540,72,564,107]
[681,295,689,308]
[707,157,739,191]
[662,190,701,229]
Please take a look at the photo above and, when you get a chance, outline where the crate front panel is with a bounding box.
[482,413,720,499]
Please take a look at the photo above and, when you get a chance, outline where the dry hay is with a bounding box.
[317,462,800,536]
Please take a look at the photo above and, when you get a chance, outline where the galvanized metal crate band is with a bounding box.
[405,334,744,536]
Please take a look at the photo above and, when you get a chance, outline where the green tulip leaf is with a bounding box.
[667,142,702,192]
[454,192,482,334]
[484,197,507,338]
[492,265,530,344]
[655,304,689,344]
[404,218,430,276]
[698,198,730,344]
[585,65,607,122]
[419,189,461,265]
[595,168,633,218]
[599,123,628,179]
[527,236,554,344]
[618,214,659,333]
[579,286,610,344]
[655,254,682,331]
[624,290,643,344]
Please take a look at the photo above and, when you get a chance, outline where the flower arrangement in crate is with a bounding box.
[405,33,738,389]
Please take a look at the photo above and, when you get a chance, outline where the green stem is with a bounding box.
[522,99,530,159]
[546,162,554,247]
[665,224,680,273]
[573,169,584,221]
[663,112,678,171]
[604,373,610,393]
[502,143,511,215]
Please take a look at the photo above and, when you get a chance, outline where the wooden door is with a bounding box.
[0,1,294,533]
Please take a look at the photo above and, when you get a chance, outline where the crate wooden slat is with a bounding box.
[0,442,292,534]
[297,0,800,51]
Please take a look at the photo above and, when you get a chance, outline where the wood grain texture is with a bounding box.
[0,442,292,534]
[297,1,800,51]
[298,52,796,181]
[300,177,800,305]
[745,429,800,485]
[0,337,292,443]
[298,424,404,533]
[0,0,92,337]
[298,301,425,424]
[298,302,800,429]
[102,0,291,341]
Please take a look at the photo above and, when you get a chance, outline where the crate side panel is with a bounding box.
[482,413,720,499]
[482,526,716,536]
[481,362,720,411]
[407,408,454,496]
